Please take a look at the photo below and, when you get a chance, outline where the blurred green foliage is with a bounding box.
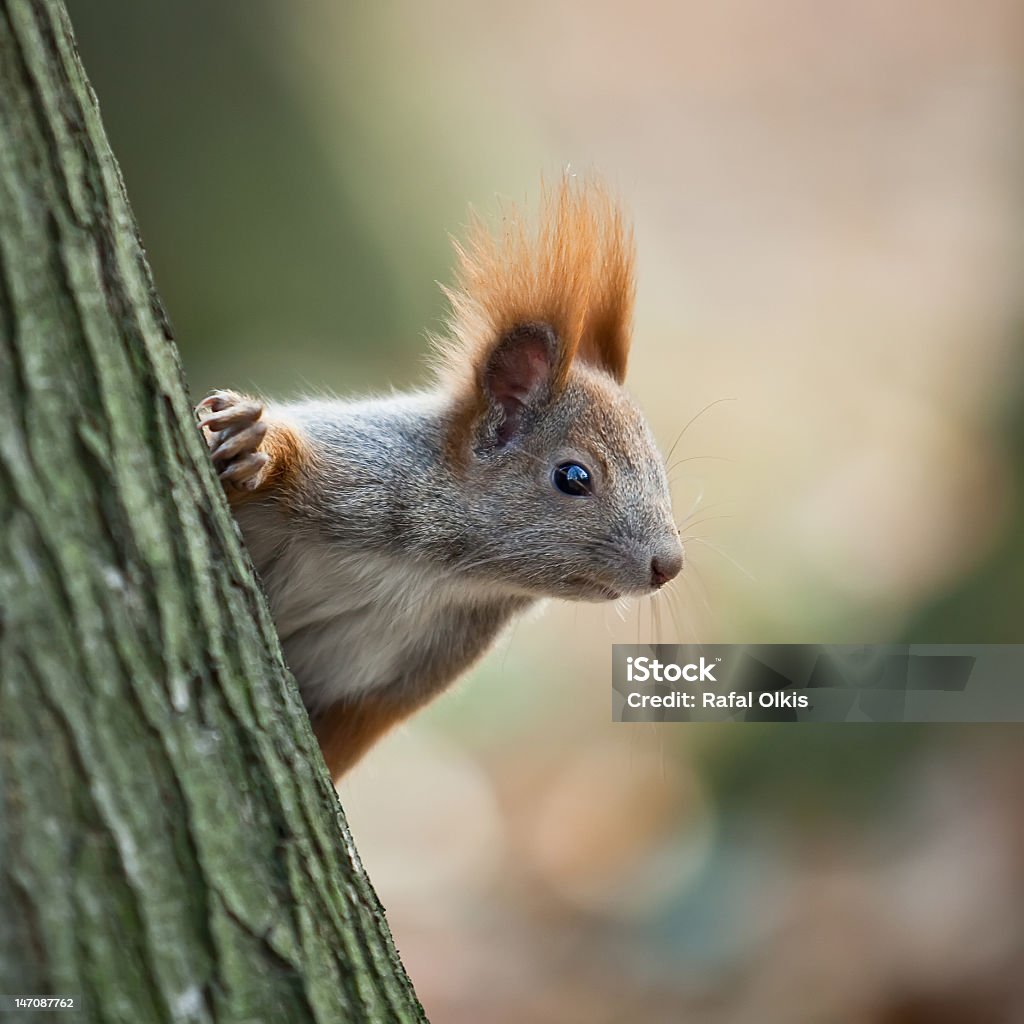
[72,0,442,395]
[905,373,1024,642]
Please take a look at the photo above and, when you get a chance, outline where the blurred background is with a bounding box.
[69,2,1024,1021]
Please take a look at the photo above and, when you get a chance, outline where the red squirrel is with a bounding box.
[196,178,683,781]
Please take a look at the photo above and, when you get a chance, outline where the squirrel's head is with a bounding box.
[434,177,683,601]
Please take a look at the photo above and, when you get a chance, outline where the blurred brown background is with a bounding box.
[69,2,1024,1021]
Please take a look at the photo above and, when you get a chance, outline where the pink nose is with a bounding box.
[650,551,683,588]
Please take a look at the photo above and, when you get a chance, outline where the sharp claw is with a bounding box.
[219,451,269,486]
[196,391,234,415]
[197,400,263,433]
[198,391,270,492]
[211,422,267,465]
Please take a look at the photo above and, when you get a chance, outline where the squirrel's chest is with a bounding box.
[251,534,527,711]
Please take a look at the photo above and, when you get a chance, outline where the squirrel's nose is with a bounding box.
[650,548,684,588]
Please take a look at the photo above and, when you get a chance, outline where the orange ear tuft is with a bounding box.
[574,184,635,384]
[434,175,636,399]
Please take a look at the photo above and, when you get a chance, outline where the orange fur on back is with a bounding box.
[435,176,636,439]
[311,692,421,782]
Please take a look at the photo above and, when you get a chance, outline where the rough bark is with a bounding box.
[0,2,428,1021]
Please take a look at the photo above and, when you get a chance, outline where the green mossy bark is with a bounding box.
[0,2,427,1021]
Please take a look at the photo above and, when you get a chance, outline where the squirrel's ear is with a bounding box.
[482,322,559,447]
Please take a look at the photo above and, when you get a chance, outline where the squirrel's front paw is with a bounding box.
[196,389,270,491]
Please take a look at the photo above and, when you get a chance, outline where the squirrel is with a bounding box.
[195,177,684,782]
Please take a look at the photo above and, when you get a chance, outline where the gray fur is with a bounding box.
[231,363,682,716]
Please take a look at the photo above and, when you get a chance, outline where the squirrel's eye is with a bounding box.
[553,461,592,497]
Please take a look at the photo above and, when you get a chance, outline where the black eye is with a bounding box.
[553,461,592,496]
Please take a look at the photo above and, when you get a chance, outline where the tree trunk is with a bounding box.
[0,2,427,1021]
